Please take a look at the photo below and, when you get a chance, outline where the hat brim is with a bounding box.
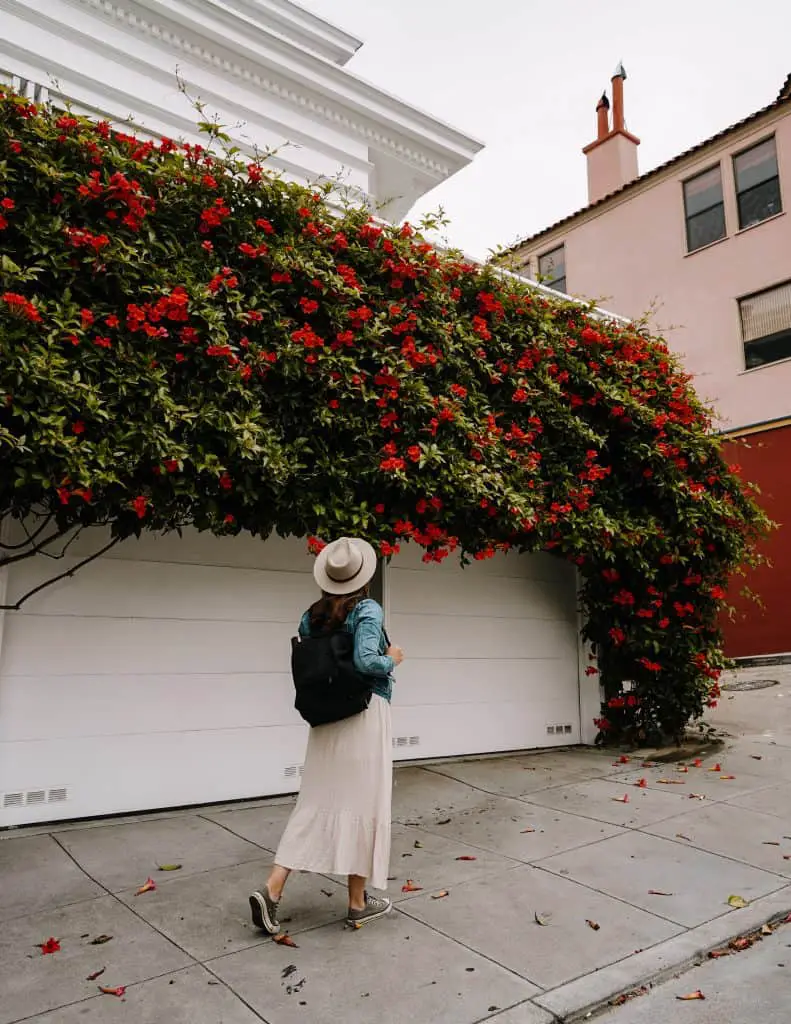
[312,537,378,595]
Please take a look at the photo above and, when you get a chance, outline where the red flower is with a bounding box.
[638,657,662,673]
[272,271,293,284]
[380,541,401,557]
[307,536,327,554]
[707,585,727,600]
[0,215,7,230]
[224,514,236,525]
[299,297,319,315]
[164,458,179,473]
[380,457,406,472]
[218,472,232,491]
[131,495,149,519]
[608,627,626,645]
[585,666,599,676]
[81,309,94,326]
[39,937,60,955]
[374,503,385,514]
[450,384,467,399]
[613,589,635,606]
[1,197,15,211]
[93,336,112,349]
[328,398,339,409]
[2,292,41,322]
[256,218,275,234]
[72,420,85,435]
[407,445,421,463]
[601,568,620,582]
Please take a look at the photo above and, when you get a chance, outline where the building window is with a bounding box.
[739,280,791,369]
[683,166,726,252]
[538,245,566,293]
[733,137,782,230]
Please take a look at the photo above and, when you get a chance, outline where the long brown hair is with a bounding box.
[309,585,369,633]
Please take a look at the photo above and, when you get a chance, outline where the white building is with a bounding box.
[0,0,596,828]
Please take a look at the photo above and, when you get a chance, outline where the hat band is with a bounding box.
[326,555,365,584]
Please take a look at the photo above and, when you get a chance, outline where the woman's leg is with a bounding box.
[348,873,366,911]
[267,864,291,901]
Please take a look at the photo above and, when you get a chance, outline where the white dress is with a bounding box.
[274,694,393,890]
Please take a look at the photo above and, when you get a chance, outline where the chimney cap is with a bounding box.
[613,62,627,81]
[597,92,610,110]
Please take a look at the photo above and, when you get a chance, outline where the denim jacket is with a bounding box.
[298,597,394,702]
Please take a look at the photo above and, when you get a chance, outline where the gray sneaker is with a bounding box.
[249,887,280,935]
[347,892,392,927]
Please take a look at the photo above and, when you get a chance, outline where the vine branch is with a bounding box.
[0,536,121,611]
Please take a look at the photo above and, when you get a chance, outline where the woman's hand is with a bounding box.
[386,644,404,666]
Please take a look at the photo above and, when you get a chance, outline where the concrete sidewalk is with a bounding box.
[2,732,791,1024]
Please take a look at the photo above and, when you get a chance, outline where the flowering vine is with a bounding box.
[0,90,769,743]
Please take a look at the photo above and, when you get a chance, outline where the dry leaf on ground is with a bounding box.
[534,911,552,926]
[90,935,112,945]
[586,919,601,930]
[727,895,749,909]
[648,890,673,896]
[657,779,686,785]
[157,864,182,871]
[431,890,449,900]
[86,968,105,981]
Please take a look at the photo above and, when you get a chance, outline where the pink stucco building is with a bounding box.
[501,70,791,659]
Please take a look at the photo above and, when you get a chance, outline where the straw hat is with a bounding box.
[313,536,377,595]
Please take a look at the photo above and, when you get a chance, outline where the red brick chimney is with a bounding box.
[583,63,640,204]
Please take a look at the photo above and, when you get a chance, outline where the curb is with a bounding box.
[531,887,791,1022]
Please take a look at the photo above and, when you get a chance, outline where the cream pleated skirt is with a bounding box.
[274,695,393,891]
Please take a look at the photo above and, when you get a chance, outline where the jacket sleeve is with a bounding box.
[353,600,395,677]
[298,611,311,638]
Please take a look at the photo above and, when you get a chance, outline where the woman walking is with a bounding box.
[249,536,404,931]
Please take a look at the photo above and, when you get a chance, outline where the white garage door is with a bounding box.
[388,545,582,760]
[0,534,582,827]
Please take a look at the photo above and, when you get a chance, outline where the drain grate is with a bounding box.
[722,678,778,692]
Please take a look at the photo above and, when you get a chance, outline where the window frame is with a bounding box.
[738,278,791,371]
[682,163,727,253]
[537,243,566,294]
[732,135,783,231]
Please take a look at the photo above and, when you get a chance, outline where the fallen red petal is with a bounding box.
[676,990,705,1001]
[431,890,449,899]
[98,986,126,997]
[134,877,156,896]
[455,855,477,861]
[86,968,105,981]
[613,794,629,803]
[273,933,298,947]
[634,778,648,788]
[402,881,423,893]
[39,937,60,955]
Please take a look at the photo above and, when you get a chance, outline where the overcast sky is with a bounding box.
[299,0,790,259]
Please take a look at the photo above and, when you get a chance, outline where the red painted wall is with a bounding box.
[722,425,791,658]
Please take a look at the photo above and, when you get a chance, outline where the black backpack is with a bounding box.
[291,626,375,727]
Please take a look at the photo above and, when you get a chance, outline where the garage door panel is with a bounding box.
[6,556,316,623]
[393,659,579,708]
[0,724,308,825]
[390,546,568,581]
[387,568,575,620]
[0,672,302,742]
[389,612,577,661]
[2,616,295,676]
[4,523,312,572]
[392,701,581,760]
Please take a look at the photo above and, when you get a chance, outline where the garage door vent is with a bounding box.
[3,787,69,808]
[546,724,574,736]
[393,736,420,749]
[283,764,304,780]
